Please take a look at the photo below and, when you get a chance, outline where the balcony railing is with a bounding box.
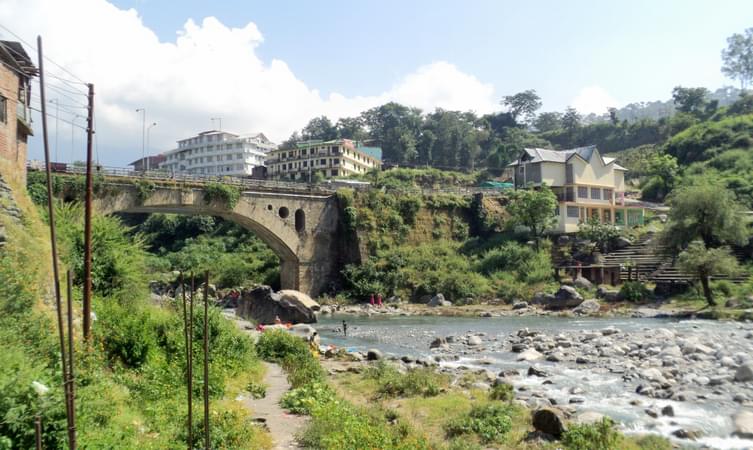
[17,102,31,126]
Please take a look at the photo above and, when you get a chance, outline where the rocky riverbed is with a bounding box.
[316,314,753,449]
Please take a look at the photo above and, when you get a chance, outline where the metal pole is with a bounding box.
[146,122,157,171]
[83,83,94,343]
[203,270,210,450]
[188,273,195,450]
[66,271,77,449]
[35,416,42,450]
[37,35,73,450]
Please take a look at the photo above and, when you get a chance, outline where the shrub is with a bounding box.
[488,382,514,402]
[96,300,157,368]
[397,195,422,225]
[444,404,514,443]
[134,180,156,202]
[562,417,619,450]
[476,241,551,283]
[619,281,650,302]
[256,329,309,361]
[634,434,672,450]
[246,381,266,399]
[280,382,336,415]
[204,182,241,208]
[282,351,325,388]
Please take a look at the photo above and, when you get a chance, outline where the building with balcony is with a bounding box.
[159,130,274,176]
[266,139,381,181]
[0,40,36,175]
[509,146,644,233]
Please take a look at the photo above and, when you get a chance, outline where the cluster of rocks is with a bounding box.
[423,325,753,441]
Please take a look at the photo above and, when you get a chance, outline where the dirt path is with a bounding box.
[222,309,308,449]
[243,362,308,449]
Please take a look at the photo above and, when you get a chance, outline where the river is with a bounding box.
[316,314,753,449]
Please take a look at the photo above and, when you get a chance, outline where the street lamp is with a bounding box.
[136,108,146,171]
[146,122,157,171]
[211,117,222,132]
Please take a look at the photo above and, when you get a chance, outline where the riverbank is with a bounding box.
[314,314,753,449]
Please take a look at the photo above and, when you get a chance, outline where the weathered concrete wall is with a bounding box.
[96,184,341,297]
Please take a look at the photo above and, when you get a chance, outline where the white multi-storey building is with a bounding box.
[160,130,275,176]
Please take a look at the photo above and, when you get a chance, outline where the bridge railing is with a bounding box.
[28,162,508,197]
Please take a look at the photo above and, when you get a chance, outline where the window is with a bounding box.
[301,149,307,156]
[0,95,6,123]
[320,159,326,165]
[578,186,588,198]
[333,159,340,165]
[237,153,243,160]
[565,164,574,184]
[567,206,579,218]
[554,205,560,216]
[303,161,308,167]
[591,188,601,200]
[331,169,338,176]
[603,189,613,201]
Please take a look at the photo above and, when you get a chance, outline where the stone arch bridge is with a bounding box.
[95,181,343,297]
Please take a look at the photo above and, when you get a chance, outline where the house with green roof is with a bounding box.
[266,139,382,181]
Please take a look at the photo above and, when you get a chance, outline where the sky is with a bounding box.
[0,0,751,166]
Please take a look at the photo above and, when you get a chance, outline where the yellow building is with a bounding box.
[509,146,644,233]
[266,139,381,181]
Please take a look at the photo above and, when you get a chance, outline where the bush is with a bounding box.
[280,382,336,415]
[282,351,325,388]
[365,361,443,398]
[488,382,514,402]
[204,182,241,208]
[476,241,552,283]
[562,417,619,450]
[619,281,650,302]
[634,434,673,450]
[256,329,310,361]
[444,404,514,443]
[96,300,157,368]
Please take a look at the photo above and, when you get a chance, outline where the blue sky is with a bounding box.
[3,0,752,166]
[112,0,751,111]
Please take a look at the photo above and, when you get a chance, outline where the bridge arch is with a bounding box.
[94,184,341,296]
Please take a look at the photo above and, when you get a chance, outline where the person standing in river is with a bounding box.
[342,320,347,337]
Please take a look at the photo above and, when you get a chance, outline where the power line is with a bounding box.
[0,23,88,84]
[29,105,88,130]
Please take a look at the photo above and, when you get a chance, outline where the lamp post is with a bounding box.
[136,108,146,171]
[211,117,222,132]
[146,122,157,171]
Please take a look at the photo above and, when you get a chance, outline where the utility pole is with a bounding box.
[83,83,94,343]
[136,108,146,171]
[146,122,157,171]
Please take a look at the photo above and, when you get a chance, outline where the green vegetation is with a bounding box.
[678,241,740,306]
[444,404,515,444]
[505,185,557,251]
[364,361,445,398]
[203,182,241,209]
[619,281,651,303]
[562,418,619,450]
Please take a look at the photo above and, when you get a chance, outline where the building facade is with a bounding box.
[509,146,644,233]
[129,154,166,172]
[0,41,36,175]
[266,139,381,181]
[159,130,274,176]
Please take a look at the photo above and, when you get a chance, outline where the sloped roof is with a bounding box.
[512,145,626,170]
[357,146,382,161]
[0,40,37,76]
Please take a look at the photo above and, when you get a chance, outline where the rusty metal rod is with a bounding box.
[82,83,94,342]
[37,35,73,450]
[66,271,77,449]
[203,270,210,449]
[35,416,42,450]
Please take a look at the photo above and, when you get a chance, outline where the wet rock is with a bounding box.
[573,299,600,315]
[428,294,451,307]
[732,410,753,439]
[532,408,566,438]
[517,348,544,361]
[547,285,584,310]
[366,349,383,361]
[575,411,605,425]
[429,337,448,349]
[734,364,753,382]
[546,352,564,363]
[512,301,529,310]
[467,336,483,346]
[672,428,702,440]
[661,405,674,417]
[575,356,591,364]
[511,343,527,353]
[645,408,659,418]
[478,311,493,318]
[569,396,585,404]
[528,365,549,377]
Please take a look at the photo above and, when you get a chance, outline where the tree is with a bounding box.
[577,217,620,253]
[607,107,619,126]
[671,86,713,118]
[721,28,753,89]
[335,117,367,140]
[561,107,581,134]
[279,131,301,149]
[678,241,739,306]
[501,90,542,125]
[301,116,337,141]
[361,102,423,164]
[661,179,749,252]
[640,153,679,201]
[506,185,558,251]
[534,112,562,133]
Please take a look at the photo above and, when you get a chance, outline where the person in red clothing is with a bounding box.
[370,294,375,306]
[377,293,383,307]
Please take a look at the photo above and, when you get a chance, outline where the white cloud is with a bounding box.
[571,86,619,115]
[0,0,498,165]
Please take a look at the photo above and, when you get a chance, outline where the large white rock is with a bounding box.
[732,410,753,438]
[517,348,544,362]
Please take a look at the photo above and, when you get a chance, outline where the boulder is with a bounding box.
[573,276,593,290]
[428,294,449,307]
[532,408,566,438]
[732,410,753,439]
[573,299,600,315]
[545,286,584,310]
[518,348,544,361]
[512,301,529,310]
[528,365,549,377]
[386,295,402,304]
[734,364,753,382]
[671,428,702,440]
[661,405,675,417]
[366,349,383,361]
[467,336,483,346]
[429,337,448,349]
[236,286,319,324]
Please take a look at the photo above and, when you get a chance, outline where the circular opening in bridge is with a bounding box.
[278,206,289,219]
[267,204,273,211]
[295,209,306,232]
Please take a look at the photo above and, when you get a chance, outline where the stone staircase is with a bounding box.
[601,233,667,281]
